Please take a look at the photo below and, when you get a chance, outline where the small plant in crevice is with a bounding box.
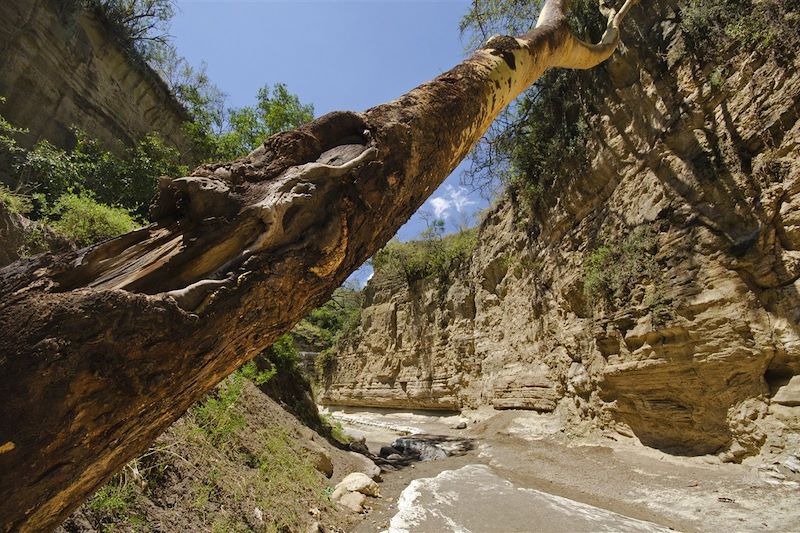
[582,226,665,314]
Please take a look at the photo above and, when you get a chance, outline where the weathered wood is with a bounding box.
[0,0,638,529]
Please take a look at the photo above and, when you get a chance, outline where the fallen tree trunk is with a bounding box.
[0,0,638,529]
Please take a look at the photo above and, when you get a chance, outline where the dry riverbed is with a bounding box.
[321,406,800,532]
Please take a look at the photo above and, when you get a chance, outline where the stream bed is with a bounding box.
[321,406,671,533]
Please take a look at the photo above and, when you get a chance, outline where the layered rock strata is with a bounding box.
[321,0,800,460]
[0,0,191,159]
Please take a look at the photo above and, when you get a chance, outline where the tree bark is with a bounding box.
[0,0,637,529]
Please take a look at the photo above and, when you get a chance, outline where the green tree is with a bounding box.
[214,83,314,161]
[90,0,176,57]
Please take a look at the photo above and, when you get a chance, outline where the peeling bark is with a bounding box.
[0,0,638,529]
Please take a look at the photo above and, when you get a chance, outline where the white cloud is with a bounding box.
[428,185,476,219]
[430,197,452,218]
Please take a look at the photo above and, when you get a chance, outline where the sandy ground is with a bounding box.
[323,407,800,533]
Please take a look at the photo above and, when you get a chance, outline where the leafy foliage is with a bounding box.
[47,193,139,246]
[72,131,185,215]
[260,334,300,372]
[460,0,603,215]
[681,0,800,60]
[292,287,363,384]
[314,349,339,384]
[186,83,314,163]
[14,141,80,206]
[1,101,185,218]
[372,226,478,283]
[296,287,363,352]
[460,0,543,49]
[88,0,176,58]
[0,184,33,215]
[582,226,658,305]
[191,361,274,447]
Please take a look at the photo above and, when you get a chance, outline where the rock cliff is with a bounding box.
[321,0,800,461]
[0,0,190,158]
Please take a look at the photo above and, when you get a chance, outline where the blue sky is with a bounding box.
[169,0,489,285]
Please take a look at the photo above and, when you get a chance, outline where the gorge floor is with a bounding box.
[323,407,800,532]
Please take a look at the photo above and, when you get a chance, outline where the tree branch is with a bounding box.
[0,0,640,530]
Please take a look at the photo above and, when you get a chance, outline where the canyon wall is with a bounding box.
[0,0,191,157]
[321,0,800,461]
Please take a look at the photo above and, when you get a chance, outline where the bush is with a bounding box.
[261,334,299,371]
[47,193,139,246]
[73,131,186,216]
[583,226,658,305]
[314,348,338,383]
[0,184,32,215]
[681,0,799,61]
[1,101,185,218]
[15,141,81,205]
[296,288,362,351]
[372,228,478,283]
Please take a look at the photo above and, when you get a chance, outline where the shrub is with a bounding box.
[372,228,478,283]
[47,193,139,246]
[583,226,659,305]
[15,141,81,204]
[0,184,32,215]
[314,348,338,383]
[297,287,362,351]
[681,0,800,61]
[73,131,186,216]
[0,96,26,170]
[1,101,185,218]
[261,334,299,371]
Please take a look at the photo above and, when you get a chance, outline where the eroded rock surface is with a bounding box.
[321,0,800,461]
[0,0,190,157]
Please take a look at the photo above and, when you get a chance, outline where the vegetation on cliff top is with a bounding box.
[372,223,478,284]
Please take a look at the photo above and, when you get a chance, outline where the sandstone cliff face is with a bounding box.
[0,0,190,158]
[321,0,800,461]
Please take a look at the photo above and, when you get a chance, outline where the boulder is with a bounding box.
[306,443,333,478]
[348,451,381,480]
[337,491,366,513]
[334,472,380,497]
